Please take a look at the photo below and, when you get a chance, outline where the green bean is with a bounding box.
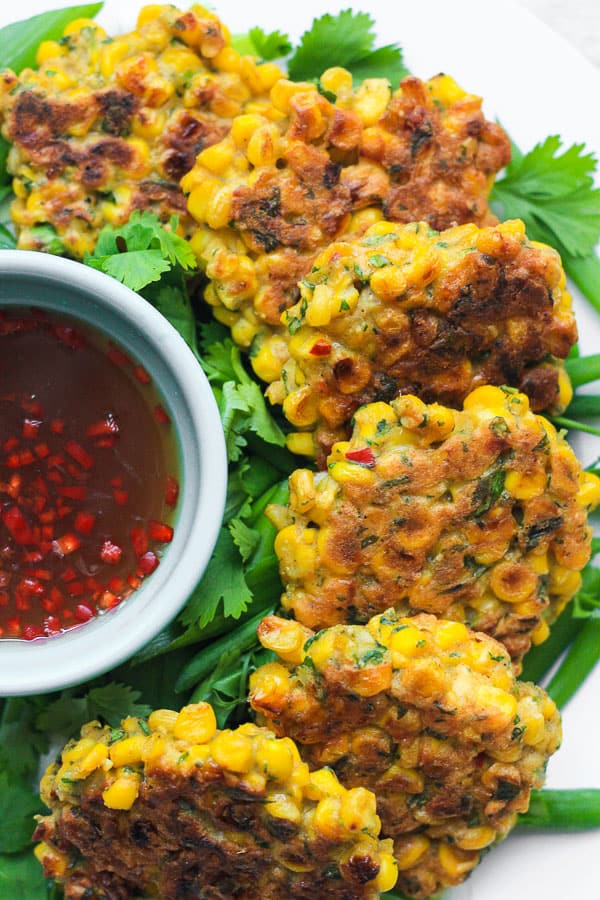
[566,394,600,418]
[564,253,600,317]
[520,605,584,684]
[517,789,600,831]
[565,353,600,389]
[175,610,269,692]
[546,616,600,708]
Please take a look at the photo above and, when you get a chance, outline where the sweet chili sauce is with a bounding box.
[0,307,180,640]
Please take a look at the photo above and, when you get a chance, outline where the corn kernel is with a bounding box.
[255,737,294,782]
[455,826,496,851]
[148,708,178,733]
[531,618,550,645]
[286,431,316,457]
[390,625,426,658]
[375,851,398,892]
[395,835,430,870]
[265,793,301,824]
[438,843,479,878]
[63,18,106,37]
[36,40,64,65]
[77,742,109,777]
[435,621,468,650]
[102,774,140,810]
[109,735,147,768]
[34,842,68,877]
[476,684,518,729]
[211,730,255,773]
[173,703,217,745]
[196,138,236,175]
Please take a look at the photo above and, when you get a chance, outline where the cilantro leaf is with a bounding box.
[35,683,150,734]
[143,276,199,357]
[84,211,196,292]
[229,517,260,561]
[491,136,600,258]
[86,683,151,726]
[0,849,47,899]
[180,528,253,628]
[288,10,407,86]
[232,26,291,60]
[0,773,42,854]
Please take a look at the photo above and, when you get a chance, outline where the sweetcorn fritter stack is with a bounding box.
[258,218,577,459]
[33,703,397,898]
[268,386,600,664]
[0,4,282,257]
[250,611,562,899]
[181,70,510,349]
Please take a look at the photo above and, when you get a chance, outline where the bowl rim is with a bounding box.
[0,250,227,696]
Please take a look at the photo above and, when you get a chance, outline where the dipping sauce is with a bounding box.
[0,308,180,640]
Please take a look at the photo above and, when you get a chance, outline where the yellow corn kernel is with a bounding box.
[435,621,468,650]
[320,67,353,97]
[395,835,430,870]
[173,703,217,745]
[303,283,334,327]
[44,68,73,90]
[289,468,315,514]
[328,460,375,487]
[283,386,319,428]
[62,737,95,765]
[231,113,268,149]
[249,661,291,705]
[213,45,241,73]
[77,742,109,777]
[375,852,398,892]
[390,625,427,658]
[141,734,166,762]
[231,316,260,348]
[286,431,316,457]
[259,617,311,665]
[265,793,301,824]
[187,179,220,223]
[353,402,397,441]
[211,730,255,773]
[427,74,467,107]
[353,78,391,126]
[455,826,496,851]
[505,468,547,500]
[489,561,537,603]
[102,774,140,810]
[305,767,346,801]
[251,335,289,383]
[274,524,317,579]
[578,471,600,509]
[438,843,479,878]
[270,79,315,114]
[556,366,573,410]
[196,138,236,175]
[255,737,294,782]
[463,385,509,412]
[247,123,281,168]
[137,4,164,28]
[100,40,132,79]
[476,684,518,729]
[340,787,377,833]
[36,40,64,65]
[34,842,68,877]
[531,618,550,645]
[132,107,166,139]
[313,796,343,840]
[109,735,146,768]
[148,708,178,733]
[256,62,284,92]
[63,18,106,37]
[160,46,201,72]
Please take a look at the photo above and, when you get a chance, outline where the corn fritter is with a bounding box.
[0,4,283,257]
[33,703,397,898]
[256,218,576,460]
[181,71,510,350]
[250,611,562,899]
[268,386,600,664]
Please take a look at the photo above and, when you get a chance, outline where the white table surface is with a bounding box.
[521,0,600,67]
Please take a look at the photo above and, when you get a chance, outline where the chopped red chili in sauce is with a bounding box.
[0,308,180,640]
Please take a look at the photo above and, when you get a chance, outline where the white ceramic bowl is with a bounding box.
[0,251,227,695]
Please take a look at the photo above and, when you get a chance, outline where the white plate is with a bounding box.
[2,1,599,896]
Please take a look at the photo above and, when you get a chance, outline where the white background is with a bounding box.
[1,2,599,897]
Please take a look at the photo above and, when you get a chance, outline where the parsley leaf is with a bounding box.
[84,211,196,292]
[491,136,600,258]
[288,10,407,86]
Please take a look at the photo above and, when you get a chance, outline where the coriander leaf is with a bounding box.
[0,850,46,900]
[237,380,286,447]
[143,278,199,357]
[0,223,16,250]
[87,683,151,726]
[90,249,171,291]
[232,27,292,60]
[491,136,600,258]
[346,45,408,86]
[201,338,240,384]
[0,773,42,854]
[35,696,91,737]
[229,517,260,561]
[0,3,103,74]
[0,699,48,779]
[180,528,252,629]
[288,10,406,86]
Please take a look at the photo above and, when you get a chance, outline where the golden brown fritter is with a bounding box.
[181,71,510,346]
[267,387,600,665]
[250,612,562,899]
[0,5,283,257]
[257,218,577,460]
[34,704,397,899]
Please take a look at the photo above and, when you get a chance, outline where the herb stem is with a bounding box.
[550,416,600,437]
[566,394,600,418]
